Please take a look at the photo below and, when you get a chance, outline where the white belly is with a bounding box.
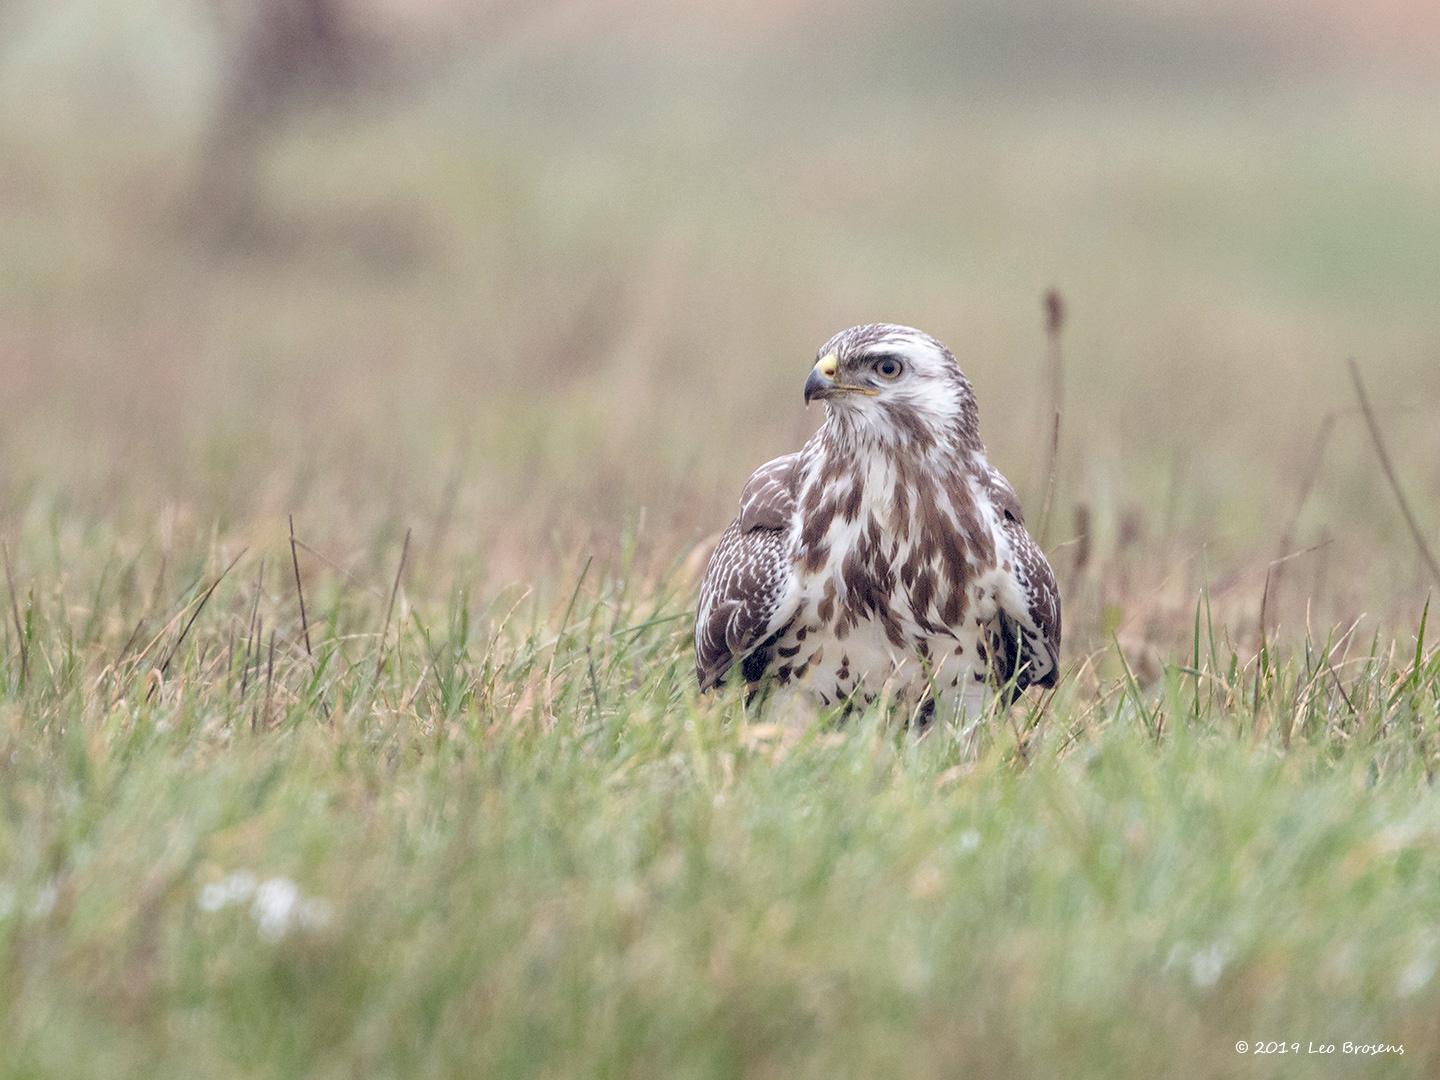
[766,600,993,723]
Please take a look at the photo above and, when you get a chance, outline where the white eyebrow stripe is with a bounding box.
[857,335,928,361]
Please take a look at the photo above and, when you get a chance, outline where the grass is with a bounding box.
[1,543,1439,1078]
[4,0,1440,1075]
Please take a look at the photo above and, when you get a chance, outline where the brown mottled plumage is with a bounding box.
[695,324,1060,722]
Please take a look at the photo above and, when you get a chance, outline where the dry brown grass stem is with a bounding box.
[114,617,147,671]
[292,539,387,600]
[289,515,313,659]
[264,628,277,727]
[241,561,265,698]
[147,548,248,702]
[1036,289,1066,545]
[1347,359,1440,589]
[375,529,412,681]
[1258,539,1335,657]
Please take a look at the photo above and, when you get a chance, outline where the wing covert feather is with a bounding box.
[984,468,1062,696]
[695,454,801,690]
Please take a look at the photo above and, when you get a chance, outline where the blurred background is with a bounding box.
[2,0,1438,656]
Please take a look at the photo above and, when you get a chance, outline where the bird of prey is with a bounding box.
[695,324,1060,722]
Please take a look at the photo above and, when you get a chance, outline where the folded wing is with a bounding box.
[694,454,801,690]
[984,470,1062,700]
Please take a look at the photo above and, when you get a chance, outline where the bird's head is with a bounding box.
[803,324,979,451]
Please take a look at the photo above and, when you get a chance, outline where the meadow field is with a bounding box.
[2,1,1440,1076]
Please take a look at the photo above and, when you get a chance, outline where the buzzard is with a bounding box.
[695,324,1060,722]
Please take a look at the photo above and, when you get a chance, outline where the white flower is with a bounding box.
[199,871,332,942]
[1190,943,1226,989]
[955,829,981,853]
[251,877,302,942]
[198,870,258,913]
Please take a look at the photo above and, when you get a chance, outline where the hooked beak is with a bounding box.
[803,352,879,405]
[803,353,839,404]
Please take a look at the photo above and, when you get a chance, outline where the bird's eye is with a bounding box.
[874,357,903,379]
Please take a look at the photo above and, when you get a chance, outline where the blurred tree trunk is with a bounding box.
[190,0,367,246]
